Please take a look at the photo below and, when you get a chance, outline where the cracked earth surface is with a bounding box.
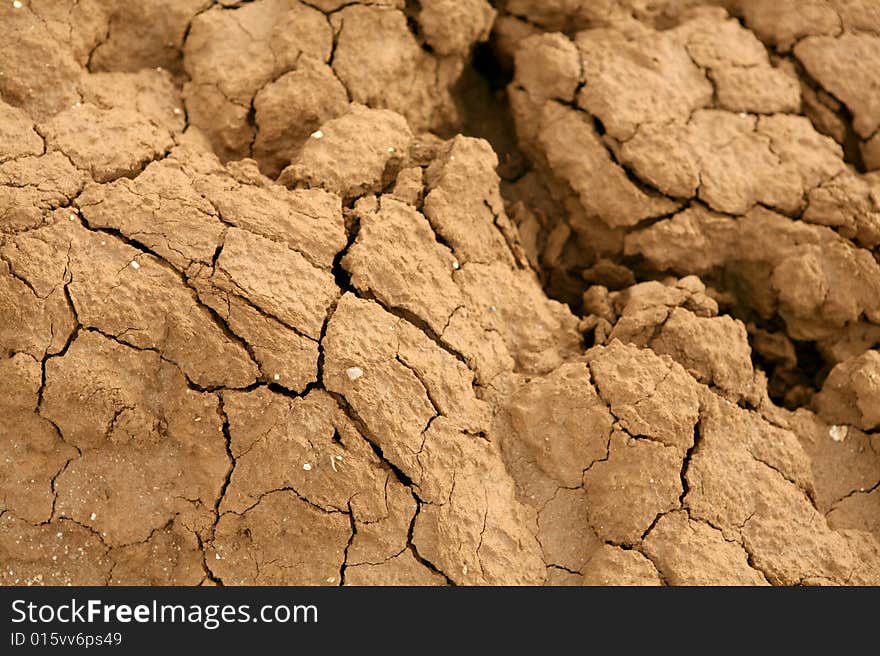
[1,0,879,585]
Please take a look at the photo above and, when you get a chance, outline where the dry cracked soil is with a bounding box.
[1,0,879,586]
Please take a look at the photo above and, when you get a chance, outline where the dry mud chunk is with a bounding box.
[451,263,582,377]
[279,105,412,201]
[40,331,228,546]
[684,394,879,584]
[538,488,602,573]
[0,354,77,524]
[318,129,579,383]
[182,0,332,161]
[423,136,521,267]
[621,111,843,215]
[497,363,613,498]
[787,409,880,519]
[580,545,663,586]
[324,294,544,584]
[0,229,77,360]
[512,33,581,104]
[736,0,840,51]
[208,228,338,340]
[0,1,105,120]
[323,293,488,472]
[413,418,546,585]
[600,279,757,404]
[651,309,756,403]
[210,490,350,585]
[827,489,880,540]
[347,476,416,567]
[583,431,683,545]
[40,104,174,183]
[804,171,880,249]
[588,341,702,450]
[78,161,225,271]
[796,34,880,141]
[329,4,484,135]
[220,389,388,519]
[0,153,86,233]
[0,517,112,586]
[218,387,440,585]
[510,99,681,230]
[626,205,880,343]
[0,100,43,163]
[193,159,346,271]
[78,70,186,136]
[711,66,801,114]
[109,519,204,585]
[497,340,880,583]
[50,220,258,388]
[642,511,768,585]
[507,9,852,279]
[252,57,349,177]
[574,28,712,141]
[90,0,211,76]
[417,0,495,56]
[344,197,462,335]
[813,350,880,431]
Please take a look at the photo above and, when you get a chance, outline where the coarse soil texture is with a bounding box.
[1,0,879,586]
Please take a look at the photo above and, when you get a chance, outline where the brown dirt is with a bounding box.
[0,0,878,586]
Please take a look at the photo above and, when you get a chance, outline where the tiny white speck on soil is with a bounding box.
[311,130,323,139]
[829,425,848,442]
[303,463,312,471]
[346,366,363,381]
[130,260,140,270]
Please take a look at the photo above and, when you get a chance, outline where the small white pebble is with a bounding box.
[130,260,140,270]
[346,366,363,381]
[326,577,335,583]
[194,417,201,422]
[336,455,343,461]
[69,213,76,221]
[387,146,396,153]
[74,101,80,108]
[89,512,97,521]
[56,532,63,539]
[13,1,23,9]
[215,553,221,560]
[303,463,312,471]
[100,240,106,246]
[829,425,848,442]
[311,130,323,139]
[452,261,460,270]
[489,305,497,313]
[173,108,181,115]
[273,373,280,381]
